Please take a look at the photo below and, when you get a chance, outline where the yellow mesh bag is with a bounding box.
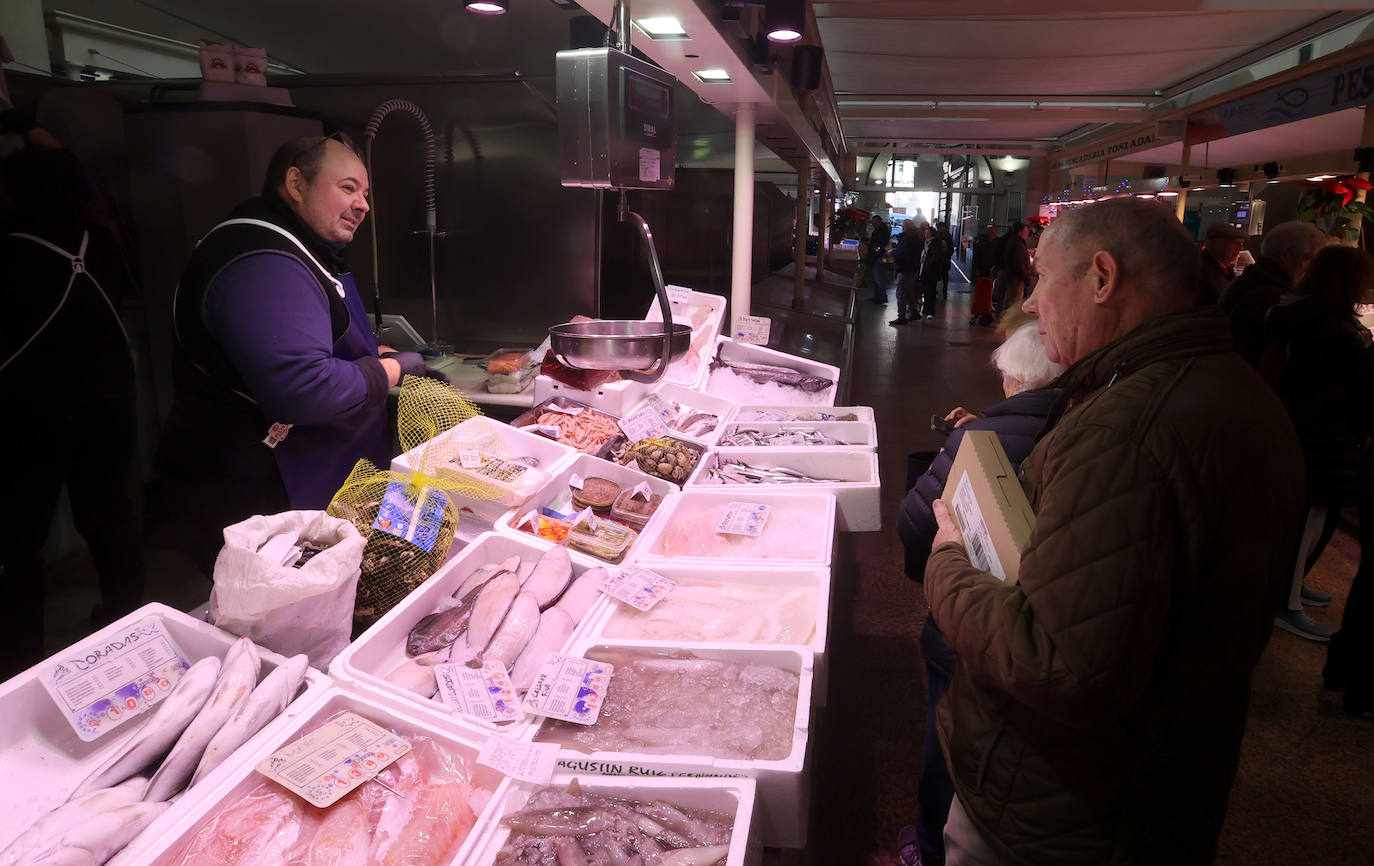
[327,376,504,629]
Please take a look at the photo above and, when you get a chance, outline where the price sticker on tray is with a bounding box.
[568,473,585,490]
[570,507,598,533]
[477,735,561,785]
[256,712,411,808]
[522,654,614,725]
[457,449,483,470]
[733,314,772,346]
[435,661,520,723]
[40,617,192,742]
[600,567,676,611]
[666,285,694,306]
[619,404,670,442]
[630,481,654,501]
[717,501,772,536]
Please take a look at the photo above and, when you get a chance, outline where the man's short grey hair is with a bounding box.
[1259,220,1329,260]
[1043,197,1201,302]
[992,322,1063,389]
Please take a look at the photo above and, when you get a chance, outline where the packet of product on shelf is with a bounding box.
[434,661,520,723]
[256,712,411,808]
[477,735,560,785]
[733,314,772,346]
[600,566,676,611]
[522,654,614,725]
[716,501,771,536]
[40,617,192,742]
[371,481,449,553]
[619,405,669,442]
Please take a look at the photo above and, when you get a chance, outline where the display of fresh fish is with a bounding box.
[709,350,833,392]
[454,555,520,601]
[189,654,308,788]
[521,547,572,608]
[465,573,521,655]
[1,778,147,866]
[480,592,540,667]
[384,648,449,698]
[708,458,842,484]
[70,657,221,799]
[675,411,720,437]
[509,608,575,691]
[144,638,261,802]
[22,801,169,866]
[166,783,303,866]
[297,796,371,866]
[406,589,480,657]
[718,427,847,447]
[551,566,606,623]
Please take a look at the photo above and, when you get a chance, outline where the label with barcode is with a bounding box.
[716,501,771,536]
[619,405,670,442]
[521,654,614,725]
[435,661,520,723]
[600,567,676,611]
[950,471,1007,581]
[256,712,410,808]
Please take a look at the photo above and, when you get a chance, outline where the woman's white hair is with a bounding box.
[992,322,1063,390]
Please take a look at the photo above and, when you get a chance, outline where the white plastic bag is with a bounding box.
[209,511,364,668]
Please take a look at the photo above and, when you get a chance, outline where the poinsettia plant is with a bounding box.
[1296,175,1374,243]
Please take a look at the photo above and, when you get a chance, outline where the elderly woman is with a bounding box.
[895,309,1063,866]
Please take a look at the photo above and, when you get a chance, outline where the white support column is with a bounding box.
[730,103,757,336]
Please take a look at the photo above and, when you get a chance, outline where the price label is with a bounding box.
[716,501,771,536]
[568,473,585,490]
[570,507,598,533]
[458,449,483,469]
[256,712,410,808]
[545,403,585,416]
[526,424,564,439]
[666,285,693,306]
[372,482,449,553]
[40,617,191,742]
[639,147,660,183]
[435,661,520,723]
[619,405,670,442]
[516,509,539,531]
[522,654,614,725]
[477,736,561,785]
[630,481,654,501]
[733,314,772,346]
[600,567,676,611]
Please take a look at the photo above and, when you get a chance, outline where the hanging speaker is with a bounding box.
[791,45,822,92]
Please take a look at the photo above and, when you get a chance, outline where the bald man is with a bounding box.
[926,198,1305,865]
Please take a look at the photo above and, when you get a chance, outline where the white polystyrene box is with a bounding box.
[140,687,512,866]
[645,287,727,390]
[633,490,837,568]
[524,639,815,849]
[630,380,739,448]
[329,531,611,738]
[0,603,331,860]
[688,448,882,532]
[579,562,833,706]
[494,454,680,568]
[390,416,576,525]
[701,337,841,407]
[714,420,877,451]
[465,774,760,866]
[531,375,650,417]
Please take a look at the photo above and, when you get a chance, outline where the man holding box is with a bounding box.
[927,197,1305,866]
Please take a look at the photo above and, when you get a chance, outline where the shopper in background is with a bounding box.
[935,221,955,297]
[916,225,944,320]
[894,308,1062,866]
[1219,220,1330,366]
[891,218,926,326]
[991,220,1030,316]
[1198,221,1247,303]
[1264,245,1374,642]
[971,226,999,280]
[150,134,443,574]
[0,123,145,677]
[866,214,892,304]
[926,197,1304,865]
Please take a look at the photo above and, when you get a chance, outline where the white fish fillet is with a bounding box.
[70,657,221,799]
[509,608,574,691]
[551,567,606,623]
[466,573,521,655]
[1,778,147,866]
[23,801,169,866]
[189,654,308,787]
[522,547,572,608]
[481,592,540,666]
[144,638,260,802]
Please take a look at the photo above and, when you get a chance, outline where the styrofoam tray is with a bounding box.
[688,448,882,532]
[329,531,612,736]
[714,420,876,451]
[465,774,760,866]
[645,287,727,389]
[632,380,738,448]
[142,687,512,866]
[532,375,651,418]
[701,337,840,407]
[495,454,680,568]
[0,603,330,858]
[633,490,837,567]
[581,562,833,706]
[727,404,875,426]
[524,638,815,848]
[391,416,576,524]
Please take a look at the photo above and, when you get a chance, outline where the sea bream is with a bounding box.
[189,654,308,788]
[521,547,573,609]
[709,349,833,393]
[20,801,169,866]
[0,778,147,866]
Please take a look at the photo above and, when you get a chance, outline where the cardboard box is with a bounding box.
[940,430,1036,583]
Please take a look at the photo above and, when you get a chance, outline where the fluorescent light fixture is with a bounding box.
[1307,174,1336,181]
[1267,179,1280,184]
[634,17,688,39]
[768,27,802,42]
[1136,193,1156,199]
[465,0,507,13]
[692,68,732,83]
[1158,190,1180,197]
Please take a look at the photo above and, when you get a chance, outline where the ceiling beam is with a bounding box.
[814,1,1374,17]
[837,93,1161,105]
[848,143,1050,157]
[840,106,1155,122]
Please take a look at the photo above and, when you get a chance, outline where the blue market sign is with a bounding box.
[1194,54,1374,142]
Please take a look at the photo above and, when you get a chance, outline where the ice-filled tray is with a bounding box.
[714,420,876,451]
[142,687,512,866]
[391,416,576,524]
[645,287,727,389]
[701,337,840,407]
[465,774,761,866]
[633,490,837,567]
[524,639,815,848]
[688,448,881,532]
[0,603,330,861]
[727,404,875,426]
[329,532,613,735]
[629,380,738,448]
[495,454,679,566]
[580,562,833,705]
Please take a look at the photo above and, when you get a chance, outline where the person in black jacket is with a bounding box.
[915,225,945,320]
[895,312,1063,866]
[1218,220,1329,365]
[992,221,1030,316]
[891,219,925,325]
[866,215,892,304]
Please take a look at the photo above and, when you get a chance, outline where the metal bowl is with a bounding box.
[549,320,692,371]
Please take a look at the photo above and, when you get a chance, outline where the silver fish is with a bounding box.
[522,546,573,609]
[710,458,841,484]
[406,585,483,657]
[144,638,260,802]
[552,567,606,623]
[454,555,521,600]
[23,801,169,866]
[481,592,540,667]
[509,608,574,691]
[70,657,221,799]
[1,778,147,866]
[710,350,833,392]
[384,648,448,698]
[466,573,522,655]
[189,654,308,788]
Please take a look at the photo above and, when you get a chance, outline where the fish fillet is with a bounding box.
[167,784,302,866]
[376,782,476,866]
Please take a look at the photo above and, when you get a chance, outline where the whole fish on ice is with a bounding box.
[465,573,521,656]
[189,654,308,787]
[709,349,833,392]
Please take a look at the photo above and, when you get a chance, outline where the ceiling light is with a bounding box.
[634,17,689,39]
[1158,190,1180,197]
[1136,193,1156,199]
[692,68,732,83]
[765,0,804,43]
[465,0,507,13]
[1307,174,1336,181]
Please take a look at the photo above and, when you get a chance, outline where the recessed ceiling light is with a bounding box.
[465,0,506,13]
[765,0,804,43]
[1306,174,1336,181]
[1158,190,1180,197]
[692,68,732,83]
[634,17,688,39]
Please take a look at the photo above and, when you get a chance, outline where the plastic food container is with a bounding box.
[566,517,637,563]
[483,347,538,373]
[569,476,622,513]
[608,488,665,529]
